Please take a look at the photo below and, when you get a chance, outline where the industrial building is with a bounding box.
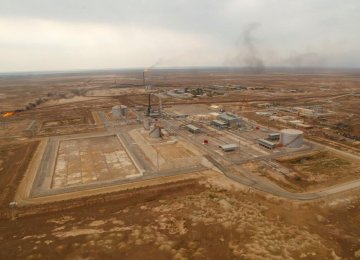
[149,112,160,118]
[210,112,241,129]
[258,139,276,149]
[211,119,227,129]
[186,124,200,133]
[217,112,240,126]
[268,133,280,141]
[219,144,238,152]
[174,113,188,119]
[174,89,185,94]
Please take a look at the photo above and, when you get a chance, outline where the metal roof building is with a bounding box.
[217,113,239,124]
[219,144,238,152]
[268,133,280,140]
[258,139,276,149]
[186,124,200,133]
[211,119,228,128]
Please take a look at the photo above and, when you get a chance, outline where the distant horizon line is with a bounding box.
[1,65,360,76]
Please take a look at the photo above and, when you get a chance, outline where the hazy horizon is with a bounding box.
[2,66,360,78]
[1,0,359,72]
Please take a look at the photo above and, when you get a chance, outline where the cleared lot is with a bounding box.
[52,135,138,188]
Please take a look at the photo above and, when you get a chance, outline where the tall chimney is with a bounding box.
[147,94,151,116]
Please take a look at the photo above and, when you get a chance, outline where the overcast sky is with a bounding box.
[0,0,359,72]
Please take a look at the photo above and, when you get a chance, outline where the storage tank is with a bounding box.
[143,119,150,130]
[149,126,161,138]
[120,105,128,116]
[112,105,122,118]
[280,129,303,148]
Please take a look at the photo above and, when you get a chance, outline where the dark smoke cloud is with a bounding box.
[241,22,265,71]
[225,22,265,72]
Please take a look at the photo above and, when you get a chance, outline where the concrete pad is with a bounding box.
[51,135,140,189]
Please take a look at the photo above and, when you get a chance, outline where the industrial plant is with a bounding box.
[1,0,359,257]
[0,68,359,259]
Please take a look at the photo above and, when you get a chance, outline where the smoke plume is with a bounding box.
[226,22,265,72]
[143,58,164,85]
[144,58,163,72]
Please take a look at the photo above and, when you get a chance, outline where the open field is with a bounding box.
[42,118,84,128]
[86,87,146,97]
[1,175,360,259]
[276,151,360,191]
[156,143,195,160]
[0,141,39,209]
[239,150,360,193]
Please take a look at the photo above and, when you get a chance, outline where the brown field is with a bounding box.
[276,151,360,191]
[0,141,39,209]
[0,175,359,259]
[240,150,360,193]
[42,118,84,128]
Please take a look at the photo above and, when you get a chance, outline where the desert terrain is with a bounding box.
[0,68,360,259]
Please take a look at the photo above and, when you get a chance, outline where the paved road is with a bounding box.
[205,154,360,201]
[30,137,58,197]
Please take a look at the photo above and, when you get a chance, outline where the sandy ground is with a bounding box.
[128,128,202,170]
[0,174,359,259]
[0,141,39,209]
[157,143,194,160]
[85,88,146,97]
[37,96,98,108]
[273,151,360,192]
